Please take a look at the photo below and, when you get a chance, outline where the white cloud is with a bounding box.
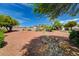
[15,17,31,24]
[60,18,79,24]
[21,17,31,21]
[66,18,79,21]
[60,21,64,23]
[21,3,33,8]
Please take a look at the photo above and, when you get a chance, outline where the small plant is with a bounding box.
[0,31,4,48]
[45,26,53,32]
[69,30,79,47]
[0,29,7,33]
[27,28,32,31]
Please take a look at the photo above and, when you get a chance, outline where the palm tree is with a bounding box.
[34,3,79,19]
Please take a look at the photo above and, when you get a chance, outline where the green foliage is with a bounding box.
[64,21,77,28]
[45,26,53,32]
[0,29,7,33]
[53,20,62,30]
[39,25,53,31]
[0,14,19,31]
[34,3,79,19]
[77,24,79,27]
[0,31,4,48]
[69,30,79,47]
[0,15,19,26]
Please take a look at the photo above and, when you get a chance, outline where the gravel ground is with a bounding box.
[0,30,69,56]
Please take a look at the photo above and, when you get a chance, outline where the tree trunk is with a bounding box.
[9,26,12,32]
[5,26,9,31]
[5,25,13,32]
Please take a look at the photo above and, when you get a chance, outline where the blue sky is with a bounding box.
[0,3,79,27]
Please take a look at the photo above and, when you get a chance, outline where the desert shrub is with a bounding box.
[45,26,53,32]
[69,30,79,47]
[0,29,7,33]
[0,31,4,48]
[27,29,32,31]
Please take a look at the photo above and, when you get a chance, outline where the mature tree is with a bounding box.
[34,3,79,19]
[64,21,77,30]
[0,15,19,31]
[53,20,62,30]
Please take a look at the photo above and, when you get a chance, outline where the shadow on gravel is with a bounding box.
[21,35,68,56]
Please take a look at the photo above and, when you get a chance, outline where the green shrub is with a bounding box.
[0,31,4,48]
[69,30,79,47]
[45,26,53,32]
[68,29,72,33]
[0,29,7,33]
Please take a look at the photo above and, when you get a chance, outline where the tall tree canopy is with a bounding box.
[0,15,19,31]
[34,3,79,19]
[64,21,77,29]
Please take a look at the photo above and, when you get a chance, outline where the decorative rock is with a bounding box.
[24,36,79,56]
[72,26,79,31]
